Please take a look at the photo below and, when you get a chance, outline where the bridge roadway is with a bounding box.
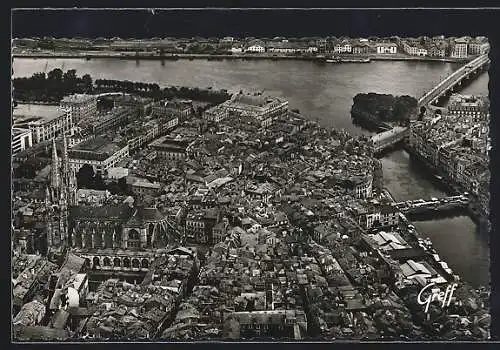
[418,54,490,107]
[370,126,409,153]
[394,195,469,213]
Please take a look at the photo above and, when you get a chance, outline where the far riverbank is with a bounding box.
[12,51,473,64]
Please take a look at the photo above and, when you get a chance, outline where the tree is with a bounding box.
[94,171,106,190]
[32,72,46,81]
[47,68,63,81]
[117,177,128,192]
[82,74,93,91]
[76,164,95,189]
[63,69,77,82]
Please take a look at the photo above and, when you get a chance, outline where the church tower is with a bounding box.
[61,133,77,206]
[50,138,60,201]
[46,135,74,255]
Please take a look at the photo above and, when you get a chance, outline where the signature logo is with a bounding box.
[417,282,458,313]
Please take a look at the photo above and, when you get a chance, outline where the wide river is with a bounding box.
[12,57,490,287]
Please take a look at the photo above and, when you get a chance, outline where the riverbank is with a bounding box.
[403,145,488,225]
[12,51,473,64]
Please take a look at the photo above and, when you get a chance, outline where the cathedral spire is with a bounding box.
[50,138,60,190]
[62,133,69,186]
[62,132,77,205]
[45,186,51,206]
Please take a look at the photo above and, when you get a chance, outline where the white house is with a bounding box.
[417,47,428,56]
[334,41,352,53]
[376,43,398,54]
[230,46,243,54]
[246,45,265,53]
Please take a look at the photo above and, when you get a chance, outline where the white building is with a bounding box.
[376,43,398,54]
[13,104,74,144]
[107,167,129,180]
[417,47,428,56]
[334,41,352,53]
[230,46,243,54]
[222,93,289,128]
[12,128,33,156]
[246,45,265,53]
[468,41,490,55]
[68,136,130,173]
[451,38,468,58]
[352,175,373,199]
[60,94,98,122]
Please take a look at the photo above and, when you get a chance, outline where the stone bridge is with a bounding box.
[371,126,409,154]
[418,54,490,107]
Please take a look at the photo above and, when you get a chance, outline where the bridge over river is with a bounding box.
[371,54,489,154]
[417,53,490,107]
[394,195,470,218]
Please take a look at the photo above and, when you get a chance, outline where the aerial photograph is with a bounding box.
[11,9,491,342]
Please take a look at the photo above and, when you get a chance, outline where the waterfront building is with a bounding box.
[230,46,244,54]
[362,231,414,259]
[402,42,427,56]
[399,260,448,286]
[351,174,373,199]
[12,128,33,156]
[13,104,74,144]
[267,42,298,54]
[451,38,468,58]
[354,203,399,229]
[221,92,288,128]
[427,43,446,58]
[352,43,372,55]
[60,94,97,122]
[245,44,265,53]
[375,43,397,54]
[67,136,130,173]
[316,38,327,52]
[333,40,352,53]
[448,94,489,122]
[468,39,490,55]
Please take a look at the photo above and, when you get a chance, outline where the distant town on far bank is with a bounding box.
[12,35,489,61]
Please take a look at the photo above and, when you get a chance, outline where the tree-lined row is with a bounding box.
[14,69,232,105]
[13,68,93,103]
[95,78,231,104]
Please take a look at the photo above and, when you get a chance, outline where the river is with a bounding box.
[12,57,490,287]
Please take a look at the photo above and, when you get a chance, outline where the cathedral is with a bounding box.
[46,135,172,253]
[45,135,77,254]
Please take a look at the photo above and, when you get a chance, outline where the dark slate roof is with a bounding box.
[141,207,166,221]
[126,206,166,227]
[69,204,132,221]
